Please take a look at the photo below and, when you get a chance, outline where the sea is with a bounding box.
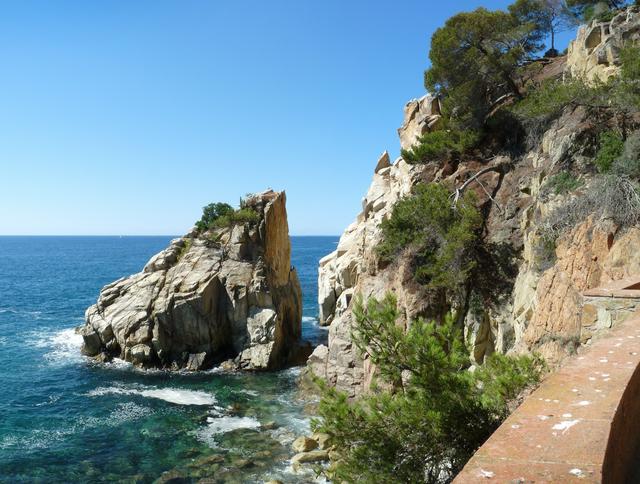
[0,235,338,483]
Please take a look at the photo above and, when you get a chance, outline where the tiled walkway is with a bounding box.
[455,308,640,482]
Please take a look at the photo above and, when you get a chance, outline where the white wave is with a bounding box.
[107,358,133,370]
[282,415,312,435]
[88,384,217,406]
[45,328,84,365]
[302,316,318,323]
[278,366,302,379]
[24,327,85,366]
[195,415,261,447]
[0,336,7,346]
[236,389,259,397]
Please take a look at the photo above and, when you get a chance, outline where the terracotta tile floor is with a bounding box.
[454,311,640,483]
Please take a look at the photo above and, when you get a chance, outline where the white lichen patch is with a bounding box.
[569,468,584,477]
[479,469,495,478]
[552,419,580,433]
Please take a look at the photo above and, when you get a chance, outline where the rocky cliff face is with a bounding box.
[309,10,640,395]
[566,5,640,83]
[80,190,303,371]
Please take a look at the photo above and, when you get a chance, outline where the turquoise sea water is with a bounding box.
[0,236,338,483]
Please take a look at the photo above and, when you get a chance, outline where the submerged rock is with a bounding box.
[79,190,303,371]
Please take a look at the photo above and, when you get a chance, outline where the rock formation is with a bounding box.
[397,95,441,151]
[309,7,640,395]
[79,190,303,371]
[566,5,640,83]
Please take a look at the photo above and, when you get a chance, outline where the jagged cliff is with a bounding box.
[566,6,640,83]
[79,190,303,371]
[309,9,640,396]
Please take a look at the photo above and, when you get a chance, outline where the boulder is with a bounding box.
[291,450,330,466]
[79,190,302,371]
[311,432,332,450]
[292,436,318,453]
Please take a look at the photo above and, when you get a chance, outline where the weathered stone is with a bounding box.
[311,432,332,450]
[292,436,318,453]
[374,151,391,173]
[566,6,640,83]
[397,94,441,151]
[309,43,640,395]
[186,352,208,371]
[79,190,302,371]
[291,449,330,465]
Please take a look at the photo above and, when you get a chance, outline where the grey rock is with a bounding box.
[79,190,302,371]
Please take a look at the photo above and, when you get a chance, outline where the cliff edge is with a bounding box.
[309,6,640,396]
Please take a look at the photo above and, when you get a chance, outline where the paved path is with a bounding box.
[455,310,640,483]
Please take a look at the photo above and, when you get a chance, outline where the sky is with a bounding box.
[0,1,578,236]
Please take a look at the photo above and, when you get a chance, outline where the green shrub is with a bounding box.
[177,238,192,260]
[313,295,543,483]
[195,201,260,231]
[546,171,583,195]
[195,202,234,231]
[595,130,624,173]
[511,78,596,121]
[401,128,480,164]
[211,207,260,228]
[377,183,482,293]
[615,46,640,111]
[377,182,518,316]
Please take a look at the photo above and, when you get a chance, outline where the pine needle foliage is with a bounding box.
[313,294,544,483]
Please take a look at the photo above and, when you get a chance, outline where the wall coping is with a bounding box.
[454,281,640,483]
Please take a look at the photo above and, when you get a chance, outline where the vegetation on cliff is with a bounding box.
[195,200,260,232]
[313,295,543,483]
[404,0,637,166]
[377,183,517,321]
[313,2,640,482]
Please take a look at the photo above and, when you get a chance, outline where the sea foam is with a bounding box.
[88,384,217,406]
[195,415,262,447]
[25,327,85,366]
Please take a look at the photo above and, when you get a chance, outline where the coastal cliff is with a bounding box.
[309,6,640,397]
[79,190,303,371]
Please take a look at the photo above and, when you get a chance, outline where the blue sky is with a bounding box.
[0,1,577,235]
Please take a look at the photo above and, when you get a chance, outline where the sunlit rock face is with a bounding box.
[566,6,640,83]
[309,9,640,394]
[80,190,303,371]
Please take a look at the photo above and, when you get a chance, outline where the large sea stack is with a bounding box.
[79,190,303,371]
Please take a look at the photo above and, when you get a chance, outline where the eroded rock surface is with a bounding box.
[397,94,441,151]
[566,6,640,83]
[310,29,640,393]
[80,190,302,371]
